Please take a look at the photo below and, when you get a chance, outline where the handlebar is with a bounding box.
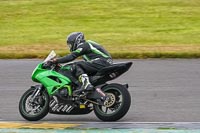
[42,61,61,71]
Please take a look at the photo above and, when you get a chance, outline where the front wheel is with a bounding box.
[19,87,49,121]
[94,83,131,121]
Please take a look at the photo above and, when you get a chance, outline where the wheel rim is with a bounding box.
[23,90,47,116]
[96,87,123,116]
[104,93,116,108]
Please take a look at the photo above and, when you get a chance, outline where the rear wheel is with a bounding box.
[19,87,49,121]
[94,83,131,121]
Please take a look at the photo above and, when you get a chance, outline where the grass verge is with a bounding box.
[0,44,200,59]
[0,0,200,58]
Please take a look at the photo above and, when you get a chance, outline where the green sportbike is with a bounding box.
[19,51,132,121]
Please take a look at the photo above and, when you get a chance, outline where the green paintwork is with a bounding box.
[31,63,72,96]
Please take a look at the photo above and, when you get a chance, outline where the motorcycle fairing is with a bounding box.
[49,95,93,115]
[32,63,72,95]
[91,62,133,85]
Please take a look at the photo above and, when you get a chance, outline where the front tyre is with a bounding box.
[94,83,131,121]
[19,87,49,121]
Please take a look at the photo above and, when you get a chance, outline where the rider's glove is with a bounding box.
[49,58,57,64]
[45,59,57,67]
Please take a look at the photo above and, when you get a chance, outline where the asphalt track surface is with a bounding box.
[0,59,200,123]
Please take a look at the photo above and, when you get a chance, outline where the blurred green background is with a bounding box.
[0,0,200,58]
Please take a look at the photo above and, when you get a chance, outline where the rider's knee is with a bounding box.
[71,63,84,77]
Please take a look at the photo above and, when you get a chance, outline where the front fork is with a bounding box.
[30,85,43,103]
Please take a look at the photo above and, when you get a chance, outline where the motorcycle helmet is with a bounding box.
[66,32,85,51]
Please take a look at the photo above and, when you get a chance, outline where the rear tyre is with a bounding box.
[19,87,49,121]
[94,83,131,121]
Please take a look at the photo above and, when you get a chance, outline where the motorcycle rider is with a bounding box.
[52,32,113,93]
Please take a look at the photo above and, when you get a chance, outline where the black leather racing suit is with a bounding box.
[56,40,113,77]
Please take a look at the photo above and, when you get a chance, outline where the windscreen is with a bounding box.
[43,50,56,62]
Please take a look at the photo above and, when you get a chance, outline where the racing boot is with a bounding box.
[79,74,94,92]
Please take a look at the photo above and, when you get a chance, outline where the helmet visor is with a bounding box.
[67,43,72,50]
